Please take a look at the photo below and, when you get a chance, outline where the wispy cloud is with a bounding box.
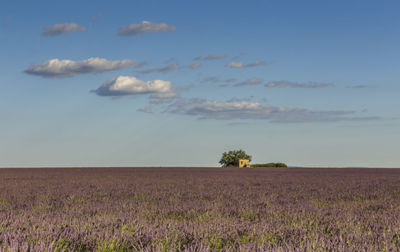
[91,12,103,21]
[226,60,264,68]
[349,85,370,89]
[3,15,12,24]
[189,62,201,69]
[118,21,176,36]
[266,81,333,88]
[42,23,86,36]
[194,54,226,61]
[227,97,254,102]
[244,60,265,67]
[137,106,153,113]
[200,76,237,85]
[150,91,179,104]
[139,63,179,74]
[225,78,237,83]
[164,57,178,64]
[92,76,178,101]
[235,78,264,87]
[226,61,243,68]
[166,98,379,123]
[200,77,220,83]
[226,122,250,127]
[25,58,140,78]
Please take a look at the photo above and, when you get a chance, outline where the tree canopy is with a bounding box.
[219,149,252,167]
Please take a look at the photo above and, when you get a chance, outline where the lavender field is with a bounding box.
[0,168,400,251]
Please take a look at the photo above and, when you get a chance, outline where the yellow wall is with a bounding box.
[238,159,250,168]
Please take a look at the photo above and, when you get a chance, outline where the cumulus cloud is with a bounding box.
[92,76,177,100]
[189,62,201,69]
[194,54,226,60]
[226,60,264,68]
[118,21,176,36]
[235,78,264,87]
[24,58,142,78]
[265,81,333,88]
[42,23,86,36]
[139,63,179,74]
[166,98,379,123]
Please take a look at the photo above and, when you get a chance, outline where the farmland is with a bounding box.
[0,167,400,251]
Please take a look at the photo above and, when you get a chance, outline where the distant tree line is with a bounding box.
[251,163,288,168]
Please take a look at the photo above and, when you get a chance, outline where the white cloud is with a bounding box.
[226,61,243,68]
[194,54,226,60]
[118,21,176,36]
[200,77,237,86]
[235,78,264,86]
[189,62,201,69]
[226,60,265,68]
[266,81,333,88]
[92,76,178,101]
[42,23,86,36]
[139,63,179,74]
[25,58,141,78]
[166,98,379,123]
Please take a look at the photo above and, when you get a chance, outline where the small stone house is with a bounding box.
[238,159,250,168]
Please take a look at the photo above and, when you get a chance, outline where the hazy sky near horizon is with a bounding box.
[1,0,399,167]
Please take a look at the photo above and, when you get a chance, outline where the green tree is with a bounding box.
[219,149,252,167]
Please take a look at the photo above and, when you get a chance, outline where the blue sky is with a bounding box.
[1,0,399,167]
